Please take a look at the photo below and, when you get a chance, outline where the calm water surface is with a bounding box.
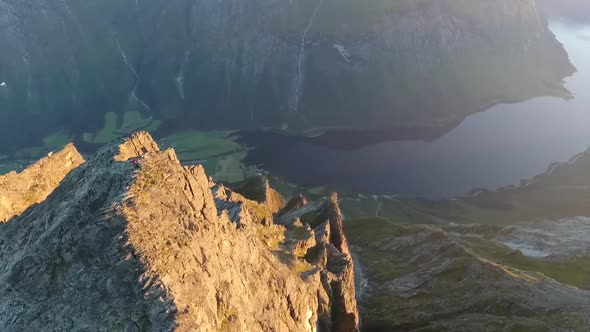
[239,21,590,198]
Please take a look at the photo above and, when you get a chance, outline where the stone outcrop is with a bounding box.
[278,193,359,332]
[0,132,359,331]
[280,194,309,217]
[232,175,287,216]
[0,144,84,222]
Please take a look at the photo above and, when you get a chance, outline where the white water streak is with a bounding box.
[175,51,190,100]
[131,88,152,112]
[115,36,138,78]
[115,35,152,112]
[334,43,351,63]
[293,0,324,112]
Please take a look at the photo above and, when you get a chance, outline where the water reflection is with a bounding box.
[240,21,590,198]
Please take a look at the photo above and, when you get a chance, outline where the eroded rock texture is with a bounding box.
[0,144,84,222]
[0,132,359,331]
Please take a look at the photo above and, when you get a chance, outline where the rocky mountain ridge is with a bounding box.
[0,132,359,331]
[3,132,590,331]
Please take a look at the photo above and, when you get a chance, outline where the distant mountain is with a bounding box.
[0,0,574,153]
[538,0,590,23]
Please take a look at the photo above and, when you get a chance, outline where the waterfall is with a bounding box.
[115,36,138,78]
[114,35,152,112]
[293,0,324,112]
[175,51,191,100]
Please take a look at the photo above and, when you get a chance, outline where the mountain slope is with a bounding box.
[346,218,590,331]
[0,132,359,331]
[0,0,574,153]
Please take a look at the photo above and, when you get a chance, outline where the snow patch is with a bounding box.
[501,242,551,258]
[471,190,484,197]
[114,34,152,112]
[333,43,351,63]
[498,217,590,257]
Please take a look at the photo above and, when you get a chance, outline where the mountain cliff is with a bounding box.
[0,132,359,331]
[0,0,574,153]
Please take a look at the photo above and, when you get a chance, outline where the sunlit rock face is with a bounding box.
[0,0,574,153]
[0,144,84,222]
[0,132,359,331]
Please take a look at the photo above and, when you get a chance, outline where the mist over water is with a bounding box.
[240,20,590,198]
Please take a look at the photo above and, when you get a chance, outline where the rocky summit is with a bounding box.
[0,132,359,331]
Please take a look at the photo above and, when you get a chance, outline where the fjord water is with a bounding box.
[240,21,590,198]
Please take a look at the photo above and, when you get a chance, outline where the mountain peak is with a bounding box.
[113,131,161,162]
[0,132,359,331]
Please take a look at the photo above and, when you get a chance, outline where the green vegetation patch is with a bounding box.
[15,147,44,160]
[84,111,161,144]
[458,235,590,289]
[160,131,242,161]
[84,112,119,144]
[43,131,73,150]
[160,131,250,183]
[345,217,433,280]
[345,217,428,243]
[0,162,22,175]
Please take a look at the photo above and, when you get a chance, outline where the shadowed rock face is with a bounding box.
[0,132,359,331]
[0,0,574,151]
